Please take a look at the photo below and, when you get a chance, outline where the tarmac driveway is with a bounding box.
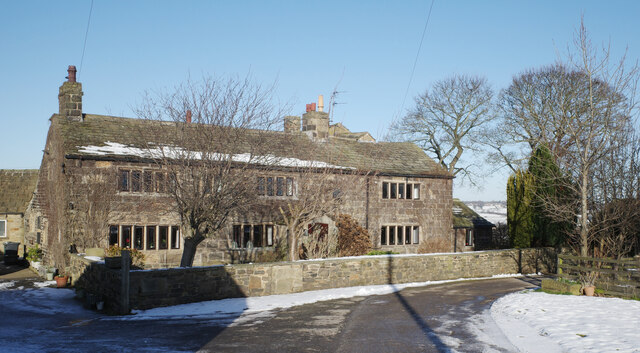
[201,276,540,352]
[0,274,539,352]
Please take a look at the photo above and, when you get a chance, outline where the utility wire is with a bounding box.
[79,0,94,74]
[400,0,435,115]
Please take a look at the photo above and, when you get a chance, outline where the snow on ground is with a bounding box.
[0,281,16,290]
[491,291,640,353]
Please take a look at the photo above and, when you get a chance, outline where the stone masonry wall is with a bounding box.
[72,248,555,311]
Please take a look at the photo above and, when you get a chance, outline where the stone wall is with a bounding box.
[73,248,555,312]
[69,254,125,313]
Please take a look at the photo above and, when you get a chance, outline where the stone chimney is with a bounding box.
[302,99,329,139]
[284,115,301,133]
[58,65,83,122]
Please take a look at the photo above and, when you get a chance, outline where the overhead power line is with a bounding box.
[79,0,95,74]
[400,0,435,115]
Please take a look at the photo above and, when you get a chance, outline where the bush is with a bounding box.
[104,245,145,268]
[417,236,451,254]
[337,214,370,257]
[26,245,43,262]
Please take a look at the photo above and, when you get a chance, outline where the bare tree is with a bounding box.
[68,170,117,251]
[277,162,367,261]
[497,20,639,260]
[390,74,495,185]
[487,64,589,172]
[136,76,284,267]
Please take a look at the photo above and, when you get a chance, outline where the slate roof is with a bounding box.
[452,199,495,229]
[0,170,38,214]
[54,114,452,178]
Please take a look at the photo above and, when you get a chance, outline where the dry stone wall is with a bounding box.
[71,248,555,312]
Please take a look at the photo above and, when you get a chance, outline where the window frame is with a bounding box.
[119,170,130,192]
[0,220,6,238]
[465,229,474,247]
[171,226,180,249]
[382,181,421,200]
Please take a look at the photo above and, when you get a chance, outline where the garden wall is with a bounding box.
[70,248,555,312]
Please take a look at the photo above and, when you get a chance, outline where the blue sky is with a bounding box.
[1,1,639,201]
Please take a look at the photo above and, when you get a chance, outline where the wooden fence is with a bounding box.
[557,254,640,298]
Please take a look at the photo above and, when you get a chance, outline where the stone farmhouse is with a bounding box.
[28,66,454,269]
[0,170,39,258]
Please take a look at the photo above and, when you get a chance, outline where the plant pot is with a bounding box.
[96,301,104,311]
[46,272,54,281]
[55,276,68,288]
[583,285,595,296]
[105,256,122,269]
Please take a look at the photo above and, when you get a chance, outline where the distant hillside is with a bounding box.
[463,201,507,225]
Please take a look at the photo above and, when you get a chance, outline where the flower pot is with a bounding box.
[583,285,595,296]
[46,272,54,281]
[96,301,104,311]
[55,276,68,288]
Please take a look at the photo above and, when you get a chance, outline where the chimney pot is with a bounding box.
[310,103,316,111]
[67,65,77,83]
[186,109,192,123]
[306,103,311,112]
[318,95,324,112]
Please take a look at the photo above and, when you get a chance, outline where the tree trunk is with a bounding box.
[580,172,589,258]
[180,234,205,267]
[288,224,299,261]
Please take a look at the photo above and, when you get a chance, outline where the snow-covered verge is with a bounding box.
[491,291,640,353]
[118,274,524,322]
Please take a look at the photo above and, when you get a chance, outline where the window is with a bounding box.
[286,177,294,196]
[276,177,285,196]
[266,177,274,196]
[159,226,168,249]
[243,225,252,248]
[232,224,275,248]
[382,182,421,200]
[0,220,5,238]
[109,225,118,245]
[155,172,166,193]
[405,226,412,244]
[259,176,295,197]
[143,171,154,192]
[266,225,274,246]
[146,226,156,250]
[465,229,473,246]
[171,227,180,249]
[121,226,132,248]
[36,232,41,244]
[119,170,130,191]
[134,226,144,250]
[253,225,263,247]
[380,225,420,246]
